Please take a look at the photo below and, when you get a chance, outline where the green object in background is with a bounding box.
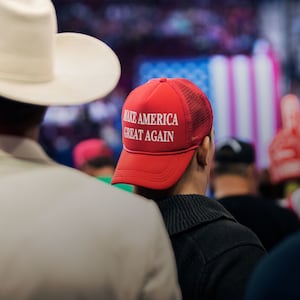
[98,176,134,193]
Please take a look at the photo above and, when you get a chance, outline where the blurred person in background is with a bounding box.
[112,77,265,300]
[269,129,300,216]
[73,138,115,177]
[0,1,181,299]
[245,229,300,300]
[268,94,300,217]
[257,168,285,202]
[73,138,133,192]
[211,138,300,251]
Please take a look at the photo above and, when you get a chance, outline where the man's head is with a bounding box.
[0,96,47,135]
[0,0,120,135]
[112,77,214,198]
[212,138,257,197]
[73,139,115,177]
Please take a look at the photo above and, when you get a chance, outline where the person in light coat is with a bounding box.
[0,1,181,299]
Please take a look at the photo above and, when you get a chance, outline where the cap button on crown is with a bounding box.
[159,78,167,83]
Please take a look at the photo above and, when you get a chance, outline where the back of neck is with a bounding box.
[213,175,253,198]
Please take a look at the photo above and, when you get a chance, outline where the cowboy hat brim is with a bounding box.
[0,32,121,106]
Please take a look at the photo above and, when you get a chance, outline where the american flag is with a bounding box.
[135,54,281,169]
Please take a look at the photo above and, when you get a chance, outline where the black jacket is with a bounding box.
[218,194,300,251]
[157,194,265,300]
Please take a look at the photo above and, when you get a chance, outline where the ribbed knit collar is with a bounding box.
[157,194,236,235]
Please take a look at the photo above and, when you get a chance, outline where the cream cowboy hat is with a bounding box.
[0,0,121,106]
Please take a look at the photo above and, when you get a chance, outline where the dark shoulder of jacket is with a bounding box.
[172,217,265,264]
[272,203,300,227]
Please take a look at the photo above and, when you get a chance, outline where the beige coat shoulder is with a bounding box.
[0,158,181,300]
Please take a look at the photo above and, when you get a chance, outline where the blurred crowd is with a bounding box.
[40,87,126,165]
[42,0,260,166]
[53,0,258,88]
[53,1,257,56]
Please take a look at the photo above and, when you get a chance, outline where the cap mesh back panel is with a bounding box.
[174,80,213,142]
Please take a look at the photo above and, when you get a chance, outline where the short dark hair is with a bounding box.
[0,96,47,129]
[213,162,250,178]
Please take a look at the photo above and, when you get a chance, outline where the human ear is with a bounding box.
[196,136,210,168]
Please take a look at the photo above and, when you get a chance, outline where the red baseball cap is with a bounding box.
[112,78,213,189]
[73,138,113,169]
